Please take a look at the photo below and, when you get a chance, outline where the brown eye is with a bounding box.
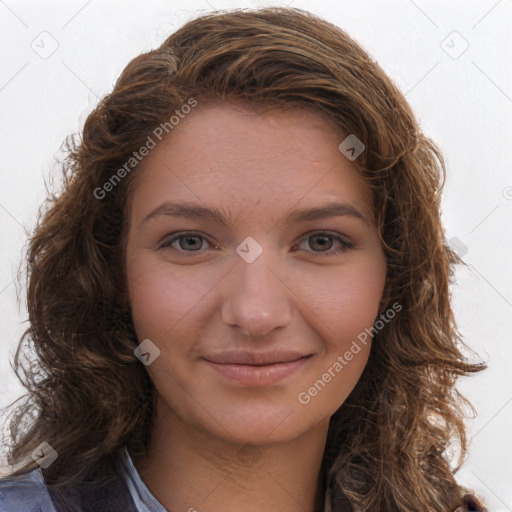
[309,234,334,252]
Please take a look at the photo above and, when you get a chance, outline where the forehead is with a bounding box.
[129,101,375,225]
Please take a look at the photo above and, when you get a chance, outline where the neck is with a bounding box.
[135,400,330,512]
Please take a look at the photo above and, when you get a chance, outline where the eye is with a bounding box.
[292,231,354,256]
[158,232,216,253]
[158,230,354,257]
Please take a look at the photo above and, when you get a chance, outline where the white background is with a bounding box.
[0,0,511,510]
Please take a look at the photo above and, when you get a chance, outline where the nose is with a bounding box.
[220,247,293,338]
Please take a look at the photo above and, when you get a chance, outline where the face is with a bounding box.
[125,101,387,446]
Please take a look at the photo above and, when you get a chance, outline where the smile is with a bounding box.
[203,352,313,386]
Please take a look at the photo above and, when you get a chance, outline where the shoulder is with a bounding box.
[0,468,56,512]
[454,493,488,512]
[0,457,138,512]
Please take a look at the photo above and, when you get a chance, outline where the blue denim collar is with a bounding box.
[120,447,167,512]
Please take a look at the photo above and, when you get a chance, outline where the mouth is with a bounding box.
[204,350,312,366]
[203,351,313,386]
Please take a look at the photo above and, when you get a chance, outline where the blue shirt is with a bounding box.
[0,451,487,511]
[0,447,167,512]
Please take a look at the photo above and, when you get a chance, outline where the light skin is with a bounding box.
[124,101,387,512]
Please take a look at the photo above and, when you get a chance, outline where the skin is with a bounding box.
[125,101,387,512]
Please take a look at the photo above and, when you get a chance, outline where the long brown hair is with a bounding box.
[1,7,485,511]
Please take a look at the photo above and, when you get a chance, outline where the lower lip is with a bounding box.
[204,357,312,386]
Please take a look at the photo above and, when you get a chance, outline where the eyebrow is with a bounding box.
[139,200,371,230]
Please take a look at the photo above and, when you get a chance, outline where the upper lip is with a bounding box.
[203,350,312,366]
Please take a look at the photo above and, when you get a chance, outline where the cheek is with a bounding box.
[296,257,386,345]
[296,274,380,413]
[336,274,384,339]
[127,256,211,342]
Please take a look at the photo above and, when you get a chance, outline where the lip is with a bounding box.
[204,350,311,365]
[203,351,313,386]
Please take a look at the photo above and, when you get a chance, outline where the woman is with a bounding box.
[0,7,487,511]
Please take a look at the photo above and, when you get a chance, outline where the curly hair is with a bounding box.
[1,7,486,511]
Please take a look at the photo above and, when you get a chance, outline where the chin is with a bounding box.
[201,399,326,446]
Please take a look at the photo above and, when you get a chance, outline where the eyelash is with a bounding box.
[158,231,354,257]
